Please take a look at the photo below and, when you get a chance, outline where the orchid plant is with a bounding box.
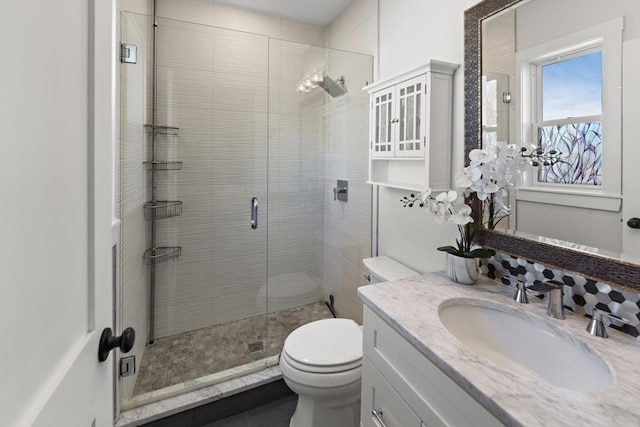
[401,190,491,259]
[455,140,558,229]
[455,140,521,229]
[402,140,558,256]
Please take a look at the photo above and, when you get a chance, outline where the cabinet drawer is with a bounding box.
[361,356,422,427]
[363,306,503,427]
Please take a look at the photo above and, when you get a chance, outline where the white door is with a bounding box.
[0,1,116,426]
[622,38,640,263]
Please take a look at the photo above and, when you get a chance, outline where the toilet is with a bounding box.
[280,256,419,427]
[362,255,421,284]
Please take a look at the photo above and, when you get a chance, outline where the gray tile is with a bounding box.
[134,302,333,396]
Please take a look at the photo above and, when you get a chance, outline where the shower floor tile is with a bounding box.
[133,302,333,397]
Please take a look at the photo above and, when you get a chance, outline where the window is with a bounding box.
[516,17,622,198]
[536,50,603,186]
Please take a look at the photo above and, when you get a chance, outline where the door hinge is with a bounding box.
[120,43,137,64]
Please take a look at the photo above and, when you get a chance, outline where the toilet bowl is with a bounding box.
[280,257,419,427]
[280,318,362,427]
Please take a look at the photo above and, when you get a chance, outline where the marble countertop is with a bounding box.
[357,273,640,427]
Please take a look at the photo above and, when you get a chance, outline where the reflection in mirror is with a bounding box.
[478,0,639,264]
[464,0,640,290]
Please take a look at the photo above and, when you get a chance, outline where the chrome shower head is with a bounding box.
[318,76,347,98]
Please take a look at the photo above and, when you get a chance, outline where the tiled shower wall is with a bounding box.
[323,50,375,325]
[324,0,379,325]
[481,252,640,338]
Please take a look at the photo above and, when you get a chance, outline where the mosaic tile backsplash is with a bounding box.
[480,251,640,339]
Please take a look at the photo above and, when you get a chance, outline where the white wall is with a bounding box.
[516,0,640,49]
[376,0,476,273]
[327,0,379,78]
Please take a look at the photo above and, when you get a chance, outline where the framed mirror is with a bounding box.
[464,0,640,291]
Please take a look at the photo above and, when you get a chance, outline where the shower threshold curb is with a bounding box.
[116,365,283,427]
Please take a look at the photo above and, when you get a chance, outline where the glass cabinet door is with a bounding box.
[371,87,395,157]
[396,76,425,157]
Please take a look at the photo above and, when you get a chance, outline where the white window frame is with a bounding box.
[515,17,623,211]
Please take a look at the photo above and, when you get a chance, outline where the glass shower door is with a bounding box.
[119,13,269,406]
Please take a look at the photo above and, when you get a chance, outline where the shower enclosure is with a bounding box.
[119,11,373,408]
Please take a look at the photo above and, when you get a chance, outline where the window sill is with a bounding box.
[515,187,622,212]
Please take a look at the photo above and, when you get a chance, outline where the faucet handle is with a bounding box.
[527,279,564,294]
[586,308,630,338]
[513,282,529,304]
[586,309,608,338]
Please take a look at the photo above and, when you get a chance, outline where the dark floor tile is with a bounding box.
[191,380,294,426]
[201,412,250,427]
[141,409,194,427]
[247,394,297,427]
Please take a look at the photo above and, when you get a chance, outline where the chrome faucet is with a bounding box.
[528,280,566,319]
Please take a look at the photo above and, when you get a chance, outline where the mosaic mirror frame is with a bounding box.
[464,0,640,291]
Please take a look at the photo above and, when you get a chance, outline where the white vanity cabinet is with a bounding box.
[365,61,458,192]
[361,306,503,427]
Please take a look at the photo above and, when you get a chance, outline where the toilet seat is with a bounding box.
[282,318,362,374]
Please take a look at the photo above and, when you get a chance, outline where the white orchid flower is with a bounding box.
[435,190,458,203]
[428,202,446,223]
[469,148,497,165]
[455,166,482,188]
[419,188,432,203]
[482,182,500,194]
[405,139,529,233]
[449,204,473,225]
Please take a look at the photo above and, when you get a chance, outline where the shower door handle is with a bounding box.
[251,197,258,229]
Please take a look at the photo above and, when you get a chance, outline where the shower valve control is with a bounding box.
[333,180,348,202]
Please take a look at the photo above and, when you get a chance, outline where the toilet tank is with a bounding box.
[363,256,419,284]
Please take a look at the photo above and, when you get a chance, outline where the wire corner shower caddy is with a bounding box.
[143,123,182,344]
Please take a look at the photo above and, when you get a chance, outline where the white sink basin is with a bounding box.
[438,298,614,392]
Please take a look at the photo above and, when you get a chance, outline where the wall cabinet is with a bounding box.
[365,61,458,192]
[361,306,502,427]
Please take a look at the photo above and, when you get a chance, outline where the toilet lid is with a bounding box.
[283,318,362,369]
